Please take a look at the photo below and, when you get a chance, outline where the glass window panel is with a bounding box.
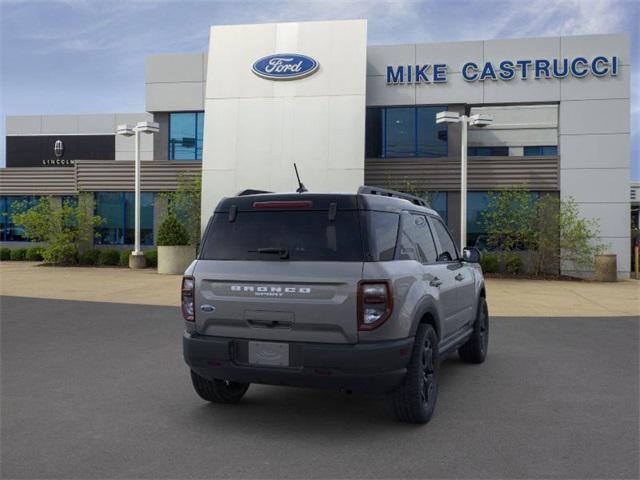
[541,145,558,156]
[0,197,6,242]
[196,112,204,160]
[523,146,541,156]
[469,146,508,156]
[4,196,39,241]
[365,108,383,158]
[95,192,124,245]
[467,192,490,247]
[431,217,458,261]
[417,107,447,157]
[427,192,448,223]
[169,112,200,160]
[385,107,415,157]
[124,192,154,245]
[367,211,399,261]
[411,214,438,263]
[200,211,363,262]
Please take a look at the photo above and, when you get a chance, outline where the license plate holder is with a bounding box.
[248,341,290,367]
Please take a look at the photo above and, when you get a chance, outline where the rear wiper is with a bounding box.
[249,247,290,259]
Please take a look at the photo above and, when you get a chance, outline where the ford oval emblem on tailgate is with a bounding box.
[200,304,216,313]
[252,53,319,80]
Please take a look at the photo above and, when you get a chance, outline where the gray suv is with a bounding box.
[182,186,488,423]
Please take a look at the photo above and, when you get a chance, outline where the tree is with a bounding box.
[161,174,201,245]
[481,189,606,276]
[480,187,535,252]
[557,197,606,271]
[11,195,103,265]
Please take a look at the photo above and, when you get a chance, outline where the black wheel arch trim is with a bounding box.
[409,297,442,341]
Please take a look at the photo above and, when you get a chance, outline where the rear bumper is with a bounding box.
[183,333,414,393]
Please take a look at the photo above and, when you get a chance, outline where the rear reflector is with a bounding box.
[253,200,313,209]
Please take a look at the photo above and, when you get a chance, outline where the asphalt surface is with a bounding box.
[1,296,638,479]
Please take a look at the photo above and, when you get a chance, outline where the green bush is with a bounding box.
[42,244,79,265]
[26,246,43,261]
[480,253,499,273]
[504,253,523,275]
[98,249,120,266]
[79,249,101,265]
[144,249,158,267]
[157,214,190,246]
[0,248,10,261]
[10,248,27,261]
[119,250,133,267]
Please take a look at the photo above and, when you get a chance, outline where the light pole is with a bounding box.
[116,121,159,268]
[436,111,492,249]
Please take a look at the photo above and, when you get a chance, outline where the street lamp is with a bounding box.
[436,111,493,249]
[116,121,159,268]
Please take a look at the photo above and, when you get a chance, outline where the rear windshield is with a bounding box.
[200,210,364,261]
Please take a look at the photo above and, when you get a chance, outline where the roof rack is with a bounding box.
[357,185,429,208]
[236,189,272,196]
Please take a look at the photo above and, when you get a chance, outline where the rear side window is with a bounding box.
[431,218,458,261]
[398,213,438,263]
[200,210,363,262]
[367,211,399,261]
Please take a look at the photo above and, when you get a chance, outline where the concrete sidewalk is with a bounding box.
[0,261,638,317]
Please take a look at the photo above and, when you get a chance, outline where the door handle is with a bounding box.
[455,273,465,281]
[429,277,443,287]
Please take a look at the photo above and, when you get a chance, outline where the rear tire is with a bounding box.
[190,370,250,404]
[389,324,439,424]
[458,296,489,364]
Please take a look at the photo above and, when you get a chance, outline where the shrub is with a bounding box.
[144,249,158,267]
[26,246,43,261]
[42,244,79,265]
[119,250,133,267]
[157,214,190,246]
[79,249,101,265]
[504,253,523,275]
[480,253,499,273]
[11,195,103,265]
[0,248,10,261]
[10,248,27,261]
[98,249,120,266]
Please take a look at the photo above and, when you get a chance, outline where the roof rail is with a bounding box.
[236,189,272,196]
[357,185,429,208]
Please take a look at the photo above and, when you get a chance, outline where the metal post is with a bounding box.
[460,116,468,249]
[134,128,141,255]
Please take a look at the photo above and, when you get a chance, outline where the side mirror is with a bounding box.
[462,247,481,263]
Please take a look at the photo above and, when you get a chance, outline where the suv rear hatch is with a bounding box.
[193,195,364,344]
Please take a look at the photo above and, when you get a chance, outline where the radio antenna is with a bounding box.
[294,163,308,193]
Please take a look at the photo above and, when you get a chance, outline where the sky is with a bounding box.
[1,0,638,177]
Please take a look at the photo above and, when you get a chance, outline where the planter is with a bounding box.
[157,245,195,275]
[594,254,617,282]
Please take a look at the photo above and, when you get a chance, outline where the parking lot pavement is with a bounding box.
[1,296,638,479]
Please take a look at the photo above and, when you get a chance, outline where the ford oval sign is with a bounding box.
[252,53,319,81]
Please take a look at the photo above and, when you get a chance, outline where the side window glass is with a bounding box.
[411,214,438,263]
[397,215,422,262]
[368,211,399,261]
[432,218,458,262]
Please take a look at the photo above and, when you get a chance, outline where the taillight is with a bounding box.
[181,276,195,322]
[357,280,393,331]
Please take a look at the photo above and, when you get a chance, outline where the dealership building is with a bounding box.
[0,20,632,277]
